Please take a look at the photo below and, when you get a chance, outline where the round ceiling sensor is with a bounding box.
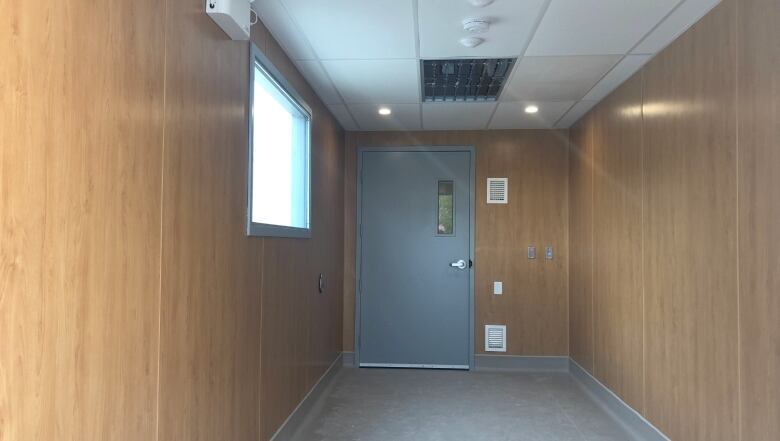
[460,36,485,48]
[462,18,490,33]
[468,0,495,7]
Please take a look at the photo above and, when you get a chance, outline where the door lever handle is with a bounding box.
[450,259,467,269]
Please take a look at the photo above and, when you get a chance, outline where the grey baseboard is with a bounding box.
[569,359,670,441]
[474,355,570,372]
[270,352,344,441]
[342,351,355,367]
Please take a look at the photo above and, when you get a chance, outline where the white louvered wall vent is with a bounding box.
[487,178,508,204]
[485,325,507,352]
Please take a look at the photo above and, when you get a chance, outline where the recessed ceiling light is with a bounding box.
[378,107,392,116]
[459,36,485,48]
[468,0,494,6]
[525,105,539,114]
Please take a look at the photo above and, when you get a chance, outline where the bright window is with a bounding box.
[248,45,311,238]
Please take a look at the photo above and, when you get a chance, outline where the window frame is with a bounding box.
[247,43,313,239]
[436,179,455,236]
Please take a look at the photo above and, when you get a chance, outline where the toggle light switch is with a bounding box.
[528,246,536,260]
[545,246,554,260]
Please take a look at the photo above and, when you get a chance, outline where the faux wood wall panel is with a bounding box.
[159,8,345,441]
[591,74,645,412]
[343,134,359,352]
[568,119,595,371]
[1,1,344,440]
[257,28,345,441]
[642,2,738,438]
[567,0,780,439]
[343,131,569,356]
[157,3,263,440]
[475,132,569,355]
[0,1,165,440]
[737,0,780,439]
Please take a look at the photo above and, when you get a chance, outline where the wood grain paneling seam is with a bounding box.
[734,3,741,439]
[639,69,647,417]
[736,0,780,439]
[154,3,170,441]
[590,114,596,374]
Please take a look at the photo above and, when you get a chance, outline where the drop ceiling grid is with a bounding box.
[525,0,682,56]
[485,0,552,129]
[254,0,723,131]
[550,0,720,127]
[261,0,362,128]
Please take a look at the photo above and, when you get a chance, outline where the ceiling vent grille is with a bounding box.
[485,325,507,352]
[422,58,516,102]
[487,178,508,204]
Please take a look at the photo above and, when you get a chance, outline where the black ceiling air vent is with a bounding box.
[421,58,516,103]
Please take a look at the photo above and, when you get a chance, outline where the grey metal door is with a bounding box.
[357,148,473,369]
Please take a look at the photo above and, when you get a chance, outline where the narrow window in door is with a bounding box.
[437,180,454,235]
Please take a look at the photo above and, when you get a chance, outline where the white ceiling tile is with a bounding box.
[489,101,574,129]
[582,55,651,102]
[502,56,620,102]
[417,0,548,58]
[295,61,343,105]
[281,0,417,59]
[256,0,714,132]
[526,0,680,56]
[322,59,420,104]
[422,102,496,130]
[554,100,598,128]
[254,0,317,60]
[327,104,359,131]
[632,0,721,54]
[348,104,422,131]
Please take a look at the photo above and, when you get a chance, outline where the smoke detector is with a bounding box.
[468,0,495,7]
[462,18,490,33]
[460,36,484,48]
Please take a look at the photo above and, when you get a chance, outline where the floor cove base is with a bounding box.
[271,353,669,441]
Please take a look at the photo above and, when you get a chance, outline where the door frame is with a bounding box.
[354,146,476,369]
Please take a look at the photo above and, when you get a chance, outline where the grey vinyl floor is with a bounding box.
[290,368,634,441]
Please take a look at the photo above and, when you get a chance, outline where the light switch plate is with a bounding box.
[493,281,503,295]
[528,246,536,260]
[545,246,553,260]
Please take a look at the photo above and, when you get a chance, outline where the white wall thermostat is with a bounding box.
[206,0,251,41]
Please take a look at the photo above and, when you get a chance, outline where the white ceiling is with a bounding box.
[255,0,722,131]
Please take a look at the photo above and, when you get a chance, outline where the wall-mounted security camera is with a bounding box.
[206,0,250,40]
